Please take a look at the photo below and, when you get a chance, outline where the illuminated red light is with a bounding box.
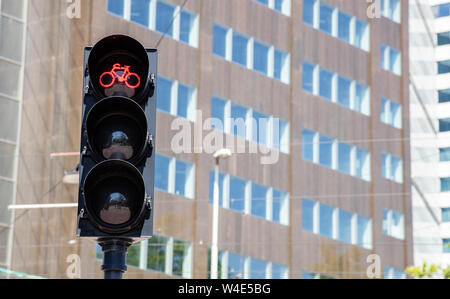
[99,63,141,89]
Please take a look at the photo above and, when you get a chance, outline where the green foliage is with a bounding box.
[406,262,450,279]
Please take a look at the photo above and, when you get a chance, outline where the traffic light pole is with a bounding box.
[98,238,133,279]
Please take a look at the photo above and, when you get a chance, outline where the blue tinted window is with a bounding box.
[230,103,248,139]
[319,68,333,100]
[319,135,333,168]
[232,33,248,66]
[355,83,368,114]
[441,177,450,192]
[302,129,315,162]
[433,3,450,18]
[303,271,316,279]
[228,253,246,279]
[177,84,193,119]
[107,0,124,16]
[444,239,450,253]
[155,155,171,192]
[439,89,450,104]
[338,210,352,243]
[303,0,315,26]
[440,118,450,132]
[273,190,286,224]
[180,11,195,44]
[156,1,175,37]
[440,148,450,162]
[338,142,351,175]
[274,0,284,12]
[230,176,246,213]
[253,41,269,75]
[442,208,450,223]
[438,60,450,74]
[438,31,450,46]
[302,199,315,232]
[213,25,228,58]
[211,97,226,131]
[175,160,191,197]
[357,216,371,248]
[251,184,268,219]
[272,263,287,279]
[255,0,269,5]
[253,111,269,145]
[319,203,334,238]
[274,49,287,81]
[249,258,267,279]
[157,77,172,113]
[355,20,368,50]
[337,76,351,108]
[319,3,333,34]
[338,12,351,43]
[130,0,149,27]
[355,148,369,180]
[302,62,315,93]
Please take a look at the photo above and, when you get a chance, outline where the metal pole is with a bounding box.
[98,238,133,279]
[211,159,220,279]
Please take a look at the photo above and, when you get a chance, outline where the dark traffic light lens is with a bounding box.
[83,160,146,232]
[86,97,148,163]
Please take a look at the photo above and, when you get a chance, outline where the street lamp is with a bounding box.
[211,148,232,279]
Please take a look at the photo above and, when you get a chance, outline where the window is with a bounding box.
[156,1,175,37]
[355,83,369,115]
[443,239,450,254]
[125,244,139,267]
[319,2,334,34]
[302,129,315,162]
[302,199,315,233]
[147,235,168,273]
[438,31,450,46]
[433,3,450,18]
[302,62,315,93]
[211,97,226,131]
[357,216,372,249]
[209,171,225,207]
[157,77,196,121]
[442,208,450,223]
[175,160,194,198]
[337,76,351,108]
[230,103,248,139]
[0,97,19,142]
[319,203,334,238]
[355,20,369,51]
[155,154,195,199]
[319,68,333,101]
[107,0,124,16]
[0,59,21,98]
[252,111,270,146]
[179,10,197,45]
[356,148,370,181]
[253,41,269,75]
[439,89,450,104]
[232,33,249,67]
[273,190,289,225]
[273,119,290,154]
[439,118,450,133]
[0,14,25,62]
[382,0,401,22]
[213,24,228,58]
[441,177,450,192]
[381,45,401,75]
[438,60,450,75]
[272,263,288,279]
[383,209,405,240]
[172,239,192,277]
[381,98,402,129]
[249,258,267,279]
[382,153,403,183]
[384,266,406,279]
[230,176,246,213]
[155,154,171,192]
[130,0,150,27]
[318,135,333,168]
[440,148,450,162]
[227,253,246,279]
[338,210,353,244]
[338,142,352,175]
[274,49,289,83]
[251,184,268,219]
[303,0,316,26]
[338,12,351,43]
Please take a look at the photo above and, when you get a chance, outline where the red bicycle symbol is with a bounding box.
[99,63,141,89]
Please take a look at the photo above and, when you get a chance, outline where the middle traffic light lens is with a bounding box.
[86,97,148,163]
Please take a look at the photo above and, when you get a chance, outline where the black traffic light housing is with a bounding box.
[77,35,157,243]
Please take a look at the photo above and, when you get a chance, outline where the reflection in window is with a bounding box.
[156,1,175,37]
[252,184,268,219]
[130,0,149,27]
[319,203,334,238]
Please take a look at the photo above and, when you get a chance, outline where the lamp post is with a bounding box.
[211,148,232,279]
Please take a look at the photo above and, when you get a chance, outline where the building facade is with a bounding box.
[0,0,413,279]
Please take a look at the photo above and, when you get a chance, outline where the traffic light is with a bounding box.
[76,35,157,246]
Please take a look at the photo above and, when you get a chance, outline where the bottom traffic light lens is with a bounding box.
[83,160,146,233]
